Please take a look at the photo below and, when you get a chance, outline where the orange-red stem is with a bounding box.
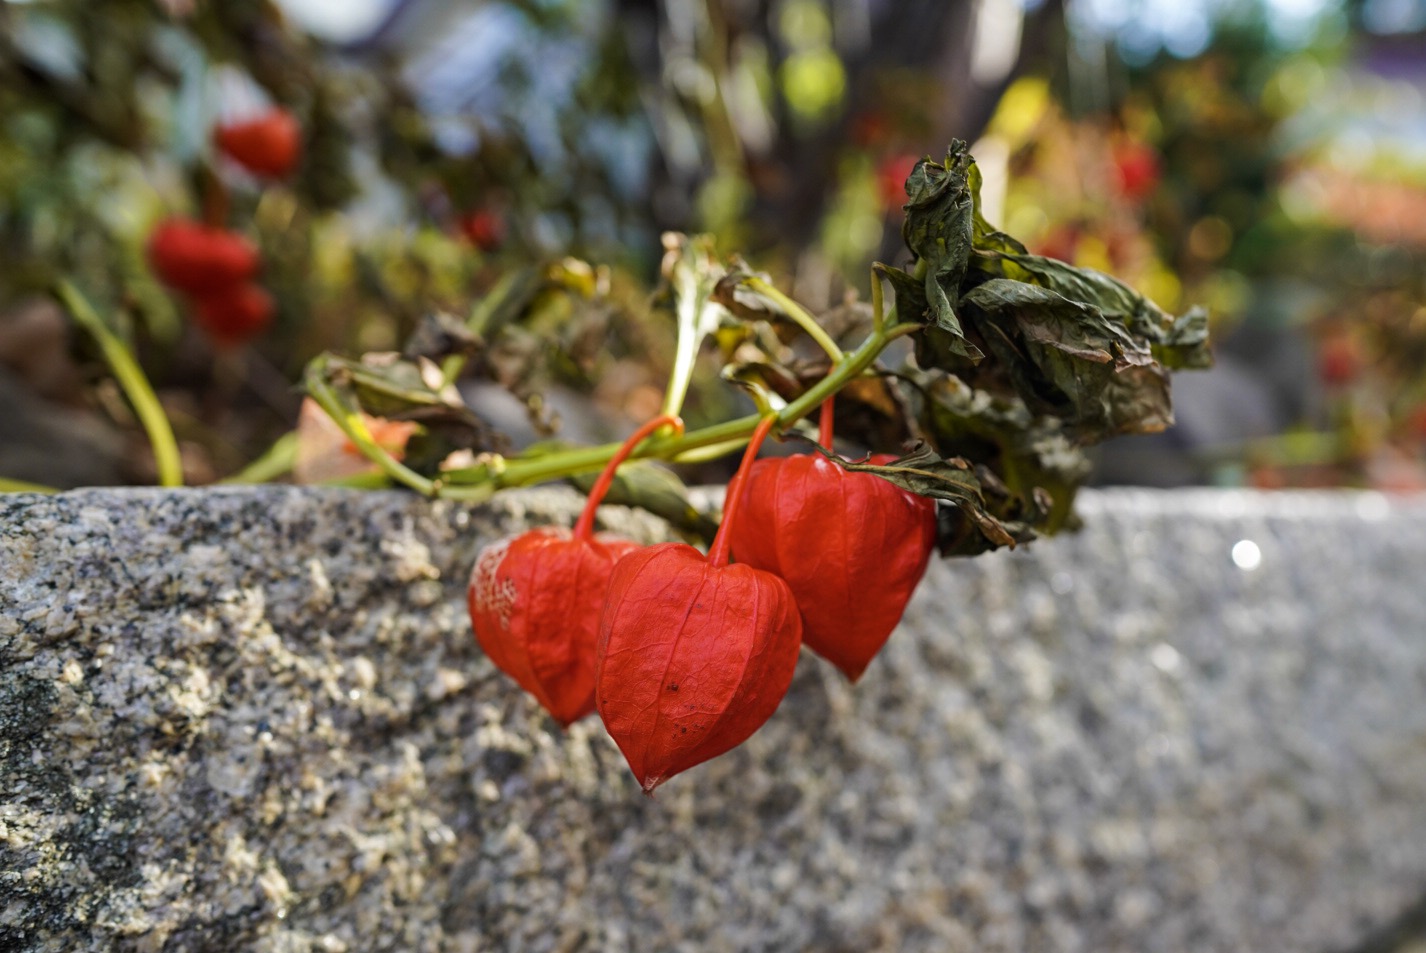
[707,414,778,568]
[818,395,835,449]
[573,414,684,540]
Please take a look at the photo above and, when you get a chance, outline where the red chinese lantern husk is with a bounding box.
[729,398,935,681]
[596,415,802,794]
[467,414,682,727]
[469,529,640,726]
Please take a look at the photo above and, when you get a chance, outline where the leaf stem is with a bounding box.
[660,248,713,420]
[573,414,683,541]
[870,264,887,335]
[442,268,528,385]
[220,431,297,484]
[54,280,184,487]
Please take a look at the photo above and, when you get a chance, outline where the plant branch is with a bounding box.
[54,281,184,488]
[743,276,844,363]
[445,296,897,490]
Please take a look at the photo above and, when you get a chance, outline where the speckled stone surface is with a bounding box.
[2,486,1425,953]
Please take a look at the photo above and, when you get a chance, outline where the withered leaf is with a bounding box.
[897,141,983,362]
[972,251,1213,370]
[959,279,1173,440]
[310,351,501,475]
[912,372,1089,533]
[325,352,462,417]
[967,160,1029,257]
[402,311,483,364]
[812,441,1023,554]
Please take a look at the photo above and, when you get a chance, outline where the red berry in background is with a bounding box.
[147,219,259,296]
[1110,138,1161,202]
[1408,404,1426,441]
[459,210,505,252]
[192,283,274,348]
[1034,224,1082,263]
[1317,334,1362,387]
[596,416,802,794]
[877,153,921,213]
[728,399,936,682]
[470,529,640,726]
[215,108,302,179]
[850,110,890,148]
[468,415,681,727]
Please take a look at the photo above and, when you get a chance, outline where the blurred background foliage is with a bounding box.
[1,0,1424,490]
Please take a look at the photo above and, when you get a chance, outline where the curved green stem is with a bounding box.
[743,276,844,363]
[454,309,896,490]
[671,436,750,464]
[54,281,184,487]
[0,477,59,494]
[221,431,296,484]
[661,291,703,421]
[870,264,887,335]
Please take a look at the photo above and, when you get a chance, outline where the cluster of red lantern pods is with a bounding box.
[146,109,301,347]
[469,401,936,794]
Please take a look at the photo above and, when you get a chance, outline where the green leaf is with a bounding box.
[899,141,983,362]
[324,352,462,418]
[959,279,1173,440]
[569,460,720,543]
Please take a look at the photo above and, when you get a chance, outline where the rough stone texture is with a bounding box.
[2,486,1425,953]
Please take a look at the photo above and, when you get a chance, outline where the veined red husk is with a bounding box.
[729,453,936,681]
[469,528,639,727]
[595,542,802,793]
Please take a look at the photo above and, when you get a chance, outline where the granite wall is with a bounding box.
[2,486,1425,952]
